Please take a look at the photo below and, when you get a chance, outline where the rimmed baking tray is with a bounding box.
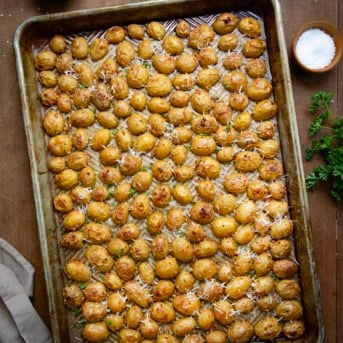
[14,0,324,342]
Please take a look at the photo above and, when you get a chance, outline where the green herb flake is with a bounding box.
[142,165,151,171]
[79,83,87,89]
[271,272,280,281]
[79,283,88,290]
[130,188,137,196]
[143,61,151,68]
[226,125,231,132]
[71,308,82,317]
[71,318,86,330]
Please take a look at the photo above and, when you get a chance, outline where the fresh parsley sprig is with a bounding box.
[305,92,343,201]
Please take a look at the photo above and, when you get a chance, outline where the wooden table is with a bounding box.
[0,0,341,341]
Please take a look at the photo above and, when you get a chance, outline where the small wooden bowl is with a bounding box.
[292,21,343,73]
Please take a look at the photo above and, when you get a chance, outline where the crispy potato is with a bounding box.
[227,321,253,343]
[125,280,152,307]
[156,256,180,279]
[35,50,57,70]
[82,322,109,342]
[189,24,215,49]
[106,26,125,43]
[116,41,135,67]
[150,302,176,323]
[213,300,234,325]
[63,284,84,309]
[176,20,191,38]
[65,259,91,282]
[173,294,200,316]
[147,21,166,40]
[60,231,83,250]
[243,39,266,58]
[71,37,88,59]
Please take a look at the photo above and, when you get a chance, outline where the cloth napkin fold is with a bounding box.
[0,238,52,343]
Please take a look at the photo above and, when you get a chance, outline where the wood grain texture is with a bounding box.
[0,0,341,341]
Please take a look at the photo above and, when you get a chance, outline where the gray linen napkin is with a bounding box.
[0,238,52,343]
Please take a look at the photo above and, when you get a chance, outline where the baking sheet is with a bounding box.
[14,0,324,342]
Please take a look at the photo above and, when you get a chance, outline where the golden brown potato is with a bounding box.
[276,279,301,299]
[190,201,215,224]
[97,111,118,129]
[154,138,172,159]
[224,173,248,194]
[107,238,129,258]
[60,231,83,250]
[191,135,216,156]
[233,112,252,131]
[140,317,159,339]
[216,147,235,165]
[111,77,130,100]
[195,239,218,259]
[196,180,216,202]
[70,186,90,205]
[282,321,305,339]
[213,102,232,126]
[253,253,273,276]
[227,321,253,343]
[63,284,84,308]
[96,58,117,81]
[130,171,151,193]
[129,92,146,111]
[92,83,112,110]
[83,222,111,244]
[243,39,266,58]
[191,115,218,135]
[148,99,170,116]
[74,88,91,108]
[247,180,268,200]
[197,308,215,330]
[239,17,261,37]
[84,282,107,302]
[250,236,271,254]
[213,12,238,34]
[254,212,272,236]
[49,35,66,54]
[268,181,286,200]
[174,165,194,182]
[112,202,130,225]
[83,322,110,342]
[211,216,237,238]
[34,50,57,70]
[98,166,122,185]
[71,37,88,59]
[115,129,133,152]
[273,259,298,278]
[235,151,262,173]
[86,245,114,273]
[166,207,186,230]
[145,212,164,236]
[233,253,253,275]
[170,145,187,165]
[186,222,206,243]
[213,194,236,215]
[125,280,152,307]
[130,238,150,261]
[152,160,172,182]
[107,292,126,313]
[229,93,249,111]
[153,280,175,301]
[118,223,140,241]
[57,93,72,113]
[151,234,169,260]
[172,73,195,91]
[253,99,278,121]
[152,54,176,74]
[131,193,150,219]
[99,147,121,166]
[74,63,95,86]
[119,328,141,343]
[172,237,194,262]
[257,120,275,139]
[169,91,190,108]
[173,317,196,337]
[156,256,180,279]
[103,271,123,291]
[223,53,243,70]
[127,24,144,40]
[175,20,191,38]
[235,200,257,224]
[137,39,154,59]
[116,41,135,67]
[246,78,272,101]
[173,293,200,316]
[223,71,247,92]
[151,302,176,323]
[191,89,213,114]
[276,300,303,320]
[106,26,125,43]
[43,110,65,136]
[90,129,111,151]
[175,270,195,293]
[197,68,220,90]
[218,33,238,52]
[112,101,131,119]
[39,70,57,88]
[193,258,218,280]
[259,159,283,181]
[55,169,78,190]
[233,297,254,314]
[237,130,259,149]
[138,263,154,286]
[106,314,124,331]
[225,276,252,299]
[90,38,109,62]
[246,58,267,79]
[86,201,110,222]
[71,109,95,128]
[115,256,135,281]
[175,54,198,75]
[147,74,172,97]
[92,184,108,201]
[162,35,184,55]
[147,21,166,40]
[126,64,149,89]
[196,156,221,179]
[152,184,171,208]
[65,259,91,282]
[266,200,289,219]
[119,154,142,176]
[213,300,234,325]
[63,209,85,230]
[206,331,227,343]
[214,126,237,146]
[49,157,66,173]
[171,184,192,205]
[40,88,59,106]
[233,224,254,245]
[189,24,215,49]
[167,108,193,126]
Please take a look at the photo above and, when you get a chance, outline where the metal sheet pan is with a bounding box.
[14,0,324,342]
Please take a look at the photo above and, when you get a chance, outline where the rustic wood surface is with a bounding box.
[0,0,341,341]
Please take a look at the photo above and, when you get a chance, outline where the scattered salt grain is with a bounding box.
[295,28,336,69]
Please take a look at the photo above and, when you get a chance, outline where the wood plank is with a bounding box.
[280,1,339,342]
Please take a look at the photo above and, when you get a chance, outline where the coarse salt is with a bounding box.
[295,28,336,69]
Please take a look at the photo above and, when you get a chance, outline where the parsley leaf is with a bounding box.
[305,92,343,201]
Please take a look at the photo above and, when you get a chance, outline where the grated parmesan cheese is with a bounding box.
[295,28,336,69]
